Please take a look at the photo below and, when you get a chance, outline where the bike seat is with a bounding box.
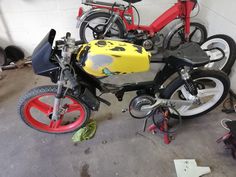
[123,0,142,4]
[165,42,210,67]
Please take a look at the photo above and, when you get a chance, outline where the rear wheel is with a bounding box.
[79,12,125,43]
[161,70,230,119]
[201,34,236,74]
[18,85,90,134]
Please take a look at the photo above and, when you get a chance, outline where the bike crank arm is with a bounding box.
[141,98,194,112]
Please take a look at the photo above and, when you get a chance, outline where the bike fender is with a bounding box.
[162,21,184,49]
[80,88,100,111]
[76,8,126,32]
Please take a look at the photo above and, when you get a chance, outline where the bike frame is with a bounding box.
[72,56,184,107]
[79,0,197,38]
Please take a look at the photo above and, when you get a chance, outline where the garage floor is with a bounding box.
[0,66,236,177]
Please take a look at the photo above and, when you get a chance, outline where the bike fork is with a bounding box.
[180,68,200,104]
[103,13,120,37]
[52,72,64,121]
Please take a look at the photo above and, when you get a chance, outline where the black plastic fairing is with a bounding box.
[32,29,59,79]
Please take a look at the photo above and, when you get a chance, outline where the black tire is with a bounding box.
[161,70,230,119]
[166,22,208,50]
[201,34,236,75]
[0,47,7,66]
[5,45,24,62]
[79,12,125,43]
[18,85,91,134]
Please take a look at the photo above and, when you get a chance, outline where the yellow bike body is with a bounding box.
[77,40,150,77]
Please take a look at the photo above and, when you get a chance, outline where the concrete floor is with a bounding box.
[0,66,236,177]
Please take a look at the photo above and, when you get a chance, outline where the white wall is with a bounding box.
[0,0,182,55]
[0,0,82,55]
[0,0,236,89]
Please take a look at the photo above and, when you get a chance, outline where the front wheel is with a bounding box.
[161,70,230,119]
[18,85,91,133]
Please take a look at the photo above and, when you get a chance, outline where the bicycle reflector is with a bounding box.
[77,7,84,18]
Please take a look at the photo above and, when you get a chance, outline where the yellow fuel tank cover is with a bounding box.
[77,40,150,77]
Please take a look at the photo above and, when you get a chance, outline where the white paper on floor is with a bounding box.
[174,159,211,177]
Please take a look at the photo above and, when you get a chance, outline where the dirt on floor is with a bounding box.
[0,67,236,177]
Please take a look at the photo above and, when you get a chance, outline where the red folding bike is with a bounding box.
[77,0,207,50]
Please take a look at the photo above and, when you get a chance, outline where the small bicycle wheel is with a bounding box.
[18,85,90,134]
[166,22,207,50]
[79,12,125,43]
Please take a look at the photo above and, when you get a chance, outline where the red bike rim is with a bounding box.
[23,93,86,133]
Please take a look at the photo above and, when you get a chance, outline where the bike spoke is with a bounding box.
[223,47,230,56]
[177,105,192,114]
[178,31,185,42]
[212,49,225,59]
[87,24,99,33]
[67,104,82,113]
[29,99,53,115]
[49,119,62,128]
[190,28,198,40]
[110,27,119,32]
[198,88,219,98]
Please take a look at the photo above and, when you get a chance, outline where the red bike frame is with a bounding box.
[78,0,196,39]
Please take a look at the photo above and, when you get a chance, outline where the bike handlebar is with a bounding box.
[83,0,123,7]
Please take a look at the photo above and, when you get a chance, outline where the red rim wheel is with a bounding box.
[18,86,90,133]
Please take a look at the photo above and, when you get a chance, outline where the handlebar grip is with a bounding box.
[63,69,79,90]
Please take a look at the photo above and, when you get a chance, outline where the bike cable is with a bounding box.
[191,2,200,18]
[151,105,182,134]
[132,5,140,27]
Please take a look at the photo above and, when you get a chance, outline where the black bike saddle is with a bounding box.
[167,42,210,67]
[151,42,210,67]
[123,0,142,4]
